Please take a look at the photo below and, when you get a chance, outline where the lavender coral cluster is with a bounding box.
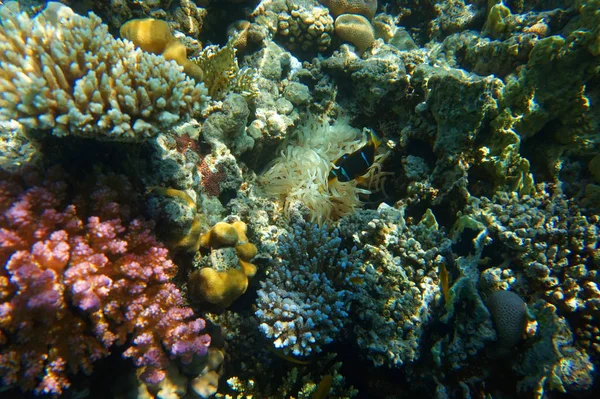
[0,169,210,396]
[255,221,361,356]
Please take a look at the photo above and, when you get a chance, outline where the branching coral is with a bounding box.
[0,2,208,141]
[0,168,210,395]
[338,204,451,367]
[255,221,361,356]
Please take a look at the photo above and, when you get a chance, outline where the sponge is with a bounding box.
[486,290,527,350]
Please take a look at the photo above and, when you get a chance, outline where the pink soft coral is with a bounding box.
[0,168,210,396]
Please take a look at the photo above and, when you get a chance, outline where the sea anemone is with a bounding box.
[259,114,370,224]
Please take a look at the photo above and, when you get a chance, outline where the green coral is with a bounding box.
[193,35,259,100]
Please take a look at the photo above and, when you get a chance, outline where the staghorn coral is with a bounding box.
[255,221,361,356]
[0,168,210,395]
[0,3,208,141]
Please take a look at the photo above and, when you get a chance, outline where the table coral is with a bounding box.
[0,168,210,395]
[0,3,208,141]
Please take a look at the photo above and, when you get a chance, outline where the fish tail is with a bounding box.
[367,129,383,148]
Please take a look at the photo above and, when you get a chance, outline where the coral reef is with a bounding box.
[0,3,208,141]
[0,0,599,397]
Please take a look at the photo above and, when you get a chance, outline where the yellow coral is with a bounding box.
[200,221,239,248]
[319,0,378,20]
[120,18,204,82]
[334,13,375,54]
[235,242,258,261]
[189,268,249,307]
[191,220,258,306]
[119,18,174,54]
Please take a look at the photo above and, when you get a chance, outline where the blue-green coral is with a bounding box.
[255,220,361,356]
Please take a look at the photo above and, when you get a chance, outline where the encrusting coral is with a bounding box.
[0,2,209,141]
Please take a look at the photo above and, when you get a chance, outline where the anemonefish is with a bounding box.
[328,129,382,185]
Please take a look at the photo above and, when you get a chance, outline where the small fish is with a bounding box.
[348,276,365,285]
[311,374,333,399]
[266,345,313,365]
[328,129,382,185]
[439,263,449,304]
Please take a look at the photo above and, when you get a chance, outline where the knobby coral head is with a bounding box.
[0,167,210,396]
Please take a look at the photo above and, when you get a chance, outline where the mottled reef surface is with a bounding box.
[0,0,599,398]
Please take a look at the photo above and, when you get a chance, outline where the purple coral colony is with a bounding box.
[0,0,598,398]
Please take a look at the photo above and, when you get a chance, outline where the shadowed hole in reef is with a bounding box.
[520,120,561,183]
[200,0,261,46]
[467,163,496,198]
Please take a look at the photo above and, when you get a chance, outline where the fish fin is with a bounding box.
[367,129,383,148]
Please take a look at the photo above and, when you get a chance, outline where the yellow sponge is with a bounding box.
[120,18,204,81]
[235,242,257,261]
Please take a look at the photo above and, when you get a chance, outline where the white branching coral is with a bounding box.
[0,2,209,141]
[259,114,371,224]
[255,221,361,356]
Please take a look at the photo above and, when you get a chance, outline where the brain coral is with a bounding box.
[334,14,376,54]
[319,0,378,20]
[486,290,527,350]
